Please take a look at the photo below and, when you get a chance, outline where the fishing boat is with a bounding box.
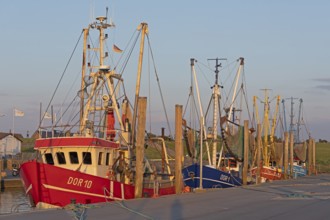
[182,58,246,189]
[250,163,282,181]
[250,91,283,182]
[291,160,307,177]
[281,97,307,177]
[20,13,175,208]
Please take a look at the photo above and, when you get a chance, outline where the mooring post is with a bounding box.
[284,132,289,179]
[312,139,316,175]
[134,97,147,198]
[256,124,262,184]
[243,120,249,185]
[308,138,313,176]
[175,105,183,194]
[289,131,294,178]
[0,159,2,191]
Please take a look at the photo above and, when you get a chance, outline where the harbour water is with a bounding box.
[0,188,33,215]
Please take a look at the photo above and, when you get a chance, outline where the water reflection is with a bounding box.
[0,188,33,214]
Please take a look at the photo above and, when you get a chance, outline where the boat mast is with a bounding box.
[296,98,303,143]
[283,97,302,143]
[227,58,244,122]
[208,58,225,167]
[253,96,260,125]
[289,97,295,135]
[261,89,270,166]
[191,58,211,165]
[80,28,89,130]
[270,95,281,141]
[131,23,148,146]
[281,99,287,132]
[269,95,281,164]
[79,16,116,135]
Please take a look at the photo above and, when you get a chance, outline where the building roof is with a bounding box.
[0,132,24,142]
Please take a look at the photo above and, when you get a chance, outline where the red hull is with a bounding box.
[251,166,282,181]
[20,160,175,207]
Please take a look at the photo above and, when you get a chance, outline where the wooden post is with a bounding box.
[308,138,313,176]
[312,139,316,175]
[278,140,283,169]
[134,97,147,198]
[242,120,249,185]
[161,127,165,138]
[0,159,4,192]
[289,131,294,178]
[0,159,2,191]
[175,105,183,194]
[283,132,289,179]
[256,124,262,184]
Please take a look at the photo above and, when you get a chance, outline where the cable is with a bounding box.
[39,30,84,128]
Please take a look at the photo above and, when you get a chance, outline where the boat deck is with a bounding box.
[1,174,330,220]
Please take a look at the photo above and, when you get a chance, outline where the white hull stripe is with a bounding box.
[26,184,32,194]
[42,184,123,200]
[183,177,236,187]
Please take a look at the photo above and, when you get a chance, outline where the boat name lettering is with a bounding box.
[67,177,93,188]
[219,174,230,182]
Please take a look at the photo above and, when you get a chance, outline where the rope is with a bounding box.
[146,34,173,138]
[39,30,84,128]
[103,187,154,219]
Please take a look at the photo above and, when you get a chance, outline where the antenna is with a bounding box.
[208,58,226,86]
[106,7,108,23]
[107,5,116,27]
[89,0,95,24]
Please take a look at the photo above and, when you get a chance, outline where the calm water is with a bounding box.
[0,187,33,215]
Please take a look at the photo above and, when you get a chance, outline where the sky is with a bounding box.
[0,0,330,141]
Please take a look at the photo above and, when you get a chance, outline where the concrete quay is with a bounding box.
[1,174,330,220]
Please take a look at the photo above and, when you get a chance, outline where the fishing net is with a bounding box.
[222,125,244,161]
[294,142,307,162]
[273,142,283,164]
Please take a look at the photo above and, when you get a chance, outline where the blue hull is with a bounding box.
[285,165,307,177]
[182,164,242,189]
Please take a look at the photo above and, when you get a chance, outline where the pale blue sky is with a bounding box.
[0,0,329,140]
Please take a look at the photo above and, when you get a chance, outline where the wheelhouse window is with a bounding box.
[45,153,54,165]
[98,152,103,165]
[229,160,237,168]
[82,152,92,164]
[69,152,79,164]
[56,152,66,164]
[106,153,110,166]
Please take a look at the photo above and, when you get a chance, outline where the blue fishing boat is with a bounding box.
[183,164,242,188]
[182,58,246,189]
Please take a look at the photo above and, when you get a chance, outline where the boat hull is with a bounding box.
[182,164,242,189]
[283,164,307,177]
[251,166,283,181]
[20,160,175,208]
[292,164,307,177]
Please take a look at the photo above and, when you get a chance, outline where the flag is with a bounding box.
[44,112,51,119]
[112,44,123,53]
[14,109,24,117]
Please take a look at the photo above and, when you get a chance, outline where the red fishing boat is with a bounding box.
[251,92,283,182]
[251,165,282,181]
[20,13,175,208]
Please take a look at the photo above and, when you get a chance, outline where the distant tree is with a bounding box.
[319,139,328,143]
